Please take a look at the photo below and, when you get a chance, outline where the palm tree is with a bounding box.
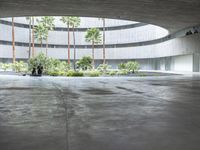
[26,17,32,59]
[32,17,35,57]
[34,22,48,49]
[60,16,75,65]
[40,16,55,56]
[99,18,106,64]
[71,17,81,70]
[102,18,106,64]
[85,28,102,69]
[12,17,16,63]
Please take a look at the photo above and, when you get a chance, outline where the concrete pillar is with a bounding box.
[165,57,171,71]
[193,53,200,72]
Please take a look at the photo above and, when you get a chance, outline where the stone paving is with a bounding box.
[0,75,200,150]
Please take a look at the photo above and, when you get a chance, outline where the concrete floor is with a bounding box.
[0,75,200,150]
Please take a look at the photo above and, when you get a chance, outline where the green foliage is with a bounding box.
[28,53,47,72]
[117,69,129,75]
[117,61,139,73]
[97,64,111,73]
[108,70,117,76]
[85,28,102,44]
[0,63,2,70]
[47,70,67,76]
[40,16,55,31]
[28,53,70,75]
[47,58,70,73]
[125,61,140,73]
[34,22,48,45]
[60,16,81,28]
[118,63,126,70]
[47,71,60,76]
[0,63,12,71]
[66,70,84,77]
[0,61,28,73]
[13,61,28,73]
[76,56,92,70]
[84,70,101,77]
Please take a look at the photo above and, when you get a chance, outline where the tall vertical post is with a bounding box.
[103,18,106,64]
[73,26,76,70]
[68,23,70,65]
[92,41,95,69]
[28,18,31,59]
[32,17,35,57]
[12,17,16,64]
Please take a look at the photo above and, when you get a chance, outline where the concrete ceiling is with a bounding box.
[0,0,200,33]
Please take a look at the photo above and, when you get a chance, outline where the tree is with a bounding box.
[40,16,55,56]
[60,16,77,65]
[71,17,81,70]
[34,22,48,49]
[99,18,106,64]
[12,17,16,63]
[32,17,35,57]
[26,17,32,59]
[85,28,102,69]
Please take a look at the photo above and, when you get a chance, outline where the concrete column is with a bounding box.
[165,57,171,71]
[193,53,200,72]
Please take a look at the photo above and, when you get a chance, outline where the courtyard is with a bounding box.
[0,75,200,150]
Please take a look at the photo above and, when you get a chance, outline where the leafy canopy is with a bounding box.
[85,28,102,44]
[60,16,81,28]
[40,16,55,31]
[34,16,55,44]
[76,56,92,70]
[34,22,48,44]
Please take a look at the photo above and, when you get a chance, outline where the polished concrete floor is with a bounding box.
[0,75,200,150]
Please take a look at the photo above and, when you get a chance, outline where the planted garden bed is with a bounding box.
[0,53,178,77]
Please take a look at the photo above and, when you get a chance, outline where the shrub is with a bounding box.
[117,69,129,75]
[28,53,48,73]
[66,70,84,77]
[47,70,67,76]
[84,70,101,77]
[0,63,12,71]
[47,71,60,76]
[118,63,126,70]
[108,70,117,76]
[58,71,67,76]
[97,64,111,74]
[125,61,139,73]
[47,58,70,72]
[76,56,92,70]
[13,61,28,73]
[28,52,70,75]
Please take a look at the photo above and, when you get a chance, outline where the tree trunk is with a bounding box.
[73,26,76,70]
[46,34,48,57]
[28,18,31,59]
[12,17,16,64]
[32,17,35,57]
[68,23,70,65]
[103,18,106,64]
[92,41,95,69]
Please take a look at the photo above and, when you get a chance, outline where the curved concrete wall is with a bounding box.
[1,34,199,59]
[0,18,168,45]
[0,17,200,72]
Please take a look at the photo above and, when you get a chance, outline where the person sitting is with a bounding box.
[32,67,37,76]
[186,30,193,35]
[37,64,43,76]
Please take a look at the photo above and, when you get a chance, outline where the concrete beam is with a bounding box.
[0,0,200,33]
